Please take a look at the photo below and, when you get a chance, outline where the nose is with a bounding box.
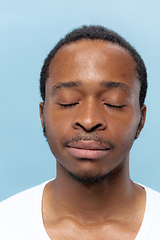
[72,101,106,132]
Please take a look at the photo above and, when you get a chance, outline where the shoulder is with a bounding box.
[0,181,49,239]
[139,185,160,239]
[144,185,160,204]
[0,181,46,212]
[139,184,160,214]
[137,183,160,200]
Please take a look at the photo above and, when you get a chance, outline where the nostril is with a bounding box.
[75,122,106,132]
[90,124,104,132]
[72,106,106,132]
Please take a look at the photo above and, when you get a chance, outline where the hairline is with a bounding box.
[47,39,139,96]
[40,25,147,107]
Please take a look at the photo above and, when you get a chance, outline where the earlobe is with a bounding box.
[39,102,47,137]
[39,102,44,129]
[135,105,147,139]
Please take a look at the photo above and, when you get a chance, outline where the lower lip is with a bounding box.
[67,147,109,159]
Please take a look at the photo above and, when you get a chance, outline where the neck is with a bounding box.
[43,158,140,224]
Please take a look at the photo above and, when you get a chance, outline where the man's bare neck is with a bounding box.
[42,171,146,240]
[42,164,145,220]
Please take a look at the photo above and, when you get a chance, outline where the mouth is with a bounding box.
[67,141,111,160]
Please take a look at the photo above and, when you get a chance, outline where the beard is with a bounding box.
[68,169,112,185]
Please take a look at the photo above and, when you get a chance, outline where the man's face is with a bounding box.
[40,40,146,182]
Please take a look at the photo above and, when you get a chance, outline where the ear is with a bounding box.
[39,102,45,130]
[135,105,147,139]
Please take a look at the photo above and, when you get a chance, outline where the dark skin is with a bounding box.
[40,40,147,239]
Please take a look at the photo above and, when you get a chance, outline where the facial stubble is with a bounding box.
[42,117,140,185]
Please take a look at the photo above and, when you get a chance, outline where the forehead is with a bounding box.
[48,39,138,92]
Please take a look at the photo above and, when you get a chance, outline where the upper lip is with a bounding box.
[67,141,111,150]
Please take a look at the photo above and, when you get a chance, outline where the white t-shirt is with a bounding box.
[0,181,160,239]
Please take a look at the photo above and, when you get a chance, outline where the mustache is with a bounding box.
[62,133,114,148]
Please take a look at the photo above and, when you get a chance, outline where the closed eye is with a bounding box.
[104,103,125,109]
[59,103,79,108]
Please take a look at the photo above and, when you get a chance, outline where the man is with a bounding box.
[0,25,160,239]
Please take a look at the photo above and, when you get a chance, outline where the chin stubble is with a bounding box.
[68,170,112,185]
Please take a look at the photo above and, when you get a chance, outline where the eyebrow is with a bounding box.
[51,80,131,94]
[100,81,131,94]
[52,81,82,93]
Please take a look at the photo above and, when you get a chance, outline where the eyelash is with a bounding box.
[59,103,79,108]
[104,104,125,109]
[59,103,125,110]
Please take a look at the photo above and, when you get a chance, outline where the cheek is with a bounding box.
[43,110,70,153]
[109,110,140,141]
[44,124,64,161]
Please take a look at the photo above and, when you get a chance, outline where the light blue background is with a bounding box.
[0,0,160,201]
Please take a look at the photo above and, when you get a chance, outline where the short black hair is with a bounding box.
[40,25,147,107]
